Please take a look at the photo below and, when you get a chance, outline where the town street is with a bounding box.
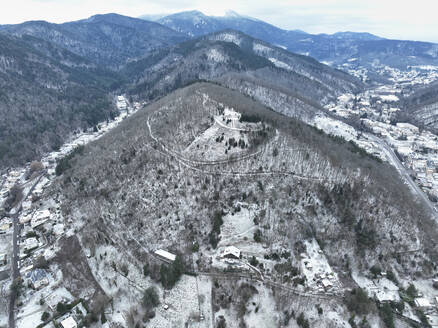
[369,134,438,217]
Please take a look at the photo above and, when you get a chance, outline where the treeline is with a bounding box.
[55,145,85,176]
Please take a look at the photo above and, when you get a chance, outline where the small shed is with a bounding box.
[154,249,176,263]
[321,279,333,289]
[222,246,241,259]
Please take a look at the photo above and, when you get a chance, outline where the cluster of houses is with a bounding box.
[116,95,128,110]
[0,169,25,211]
[0,217,12,235]
[299,240,341,294]
[405,291,438,325]
[18,208,57,290]
[342,61,438,87]
[324,66,438,206]
[365,119,438,200]
[0,95,142,328]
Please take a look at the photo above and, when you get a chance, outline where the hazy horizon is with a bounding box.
[1,0,437,43]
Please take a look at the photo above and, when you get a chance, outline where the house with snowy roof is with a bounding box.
[61,316,77,328]
[23,237,39,252]
[222,246,241,260]
[414,297,432,310]
[31,209,51,228]
[25,268,49,290]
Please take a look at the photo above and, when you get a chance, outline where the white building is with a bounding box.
[22,200,32,212]
[396,122,419,133]
[19,214,32,224]
[61,316,78,328]
[321,278,333,289]
[25,268,49,290]
[397,146,412,157]
[23,237,39,252]
[415,297,432,309]
[31,209,51,228]
[46,294,67,311]
[154,249,176,263]
[0,223,11,234]
[223,108,241,127]
[116,95,128,110]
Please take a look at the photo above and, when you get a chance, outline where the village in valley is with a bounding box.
[0,95,143,328]
[315,64,438,209]
[2,65,438,328]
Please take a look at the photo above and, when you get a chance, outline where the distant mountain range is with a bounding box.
[144,10,438,71]
[0,13,188,68]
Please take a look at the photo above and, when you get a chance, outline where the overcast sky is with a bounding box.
[1,0,437,43]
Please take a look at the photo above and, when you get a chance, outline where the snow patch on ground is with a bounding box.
[412,65,438,71]
[268,57,292,71]
[213,33,242,46]
[207,48,227,63]
[183,120,249,161]
[275,44,287,50]
[300,239,341,293]
[244,283,278,327]
[218,205,257,248]
[352,273,399,302]
[379,94,399,102]
[312,114,358,141]
[0,315,7,327]
[253,42,272,55]
[197,276,213,328]
[325,310,350,327]
[150,275,202,327]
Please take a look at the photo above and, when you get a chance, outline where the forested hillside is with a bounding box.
[0,24,363,168]
[397,81,438,131]
[49,82,437,326]
[124,30,363,121]
[1,13,188,68]
[0,33,118,167]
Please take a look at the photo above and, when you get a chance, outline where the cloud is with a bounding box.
[0,0,437,42]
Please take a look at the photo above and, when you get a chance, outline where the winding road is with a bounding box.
[146,116,342,183]
[368,134,437,217]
